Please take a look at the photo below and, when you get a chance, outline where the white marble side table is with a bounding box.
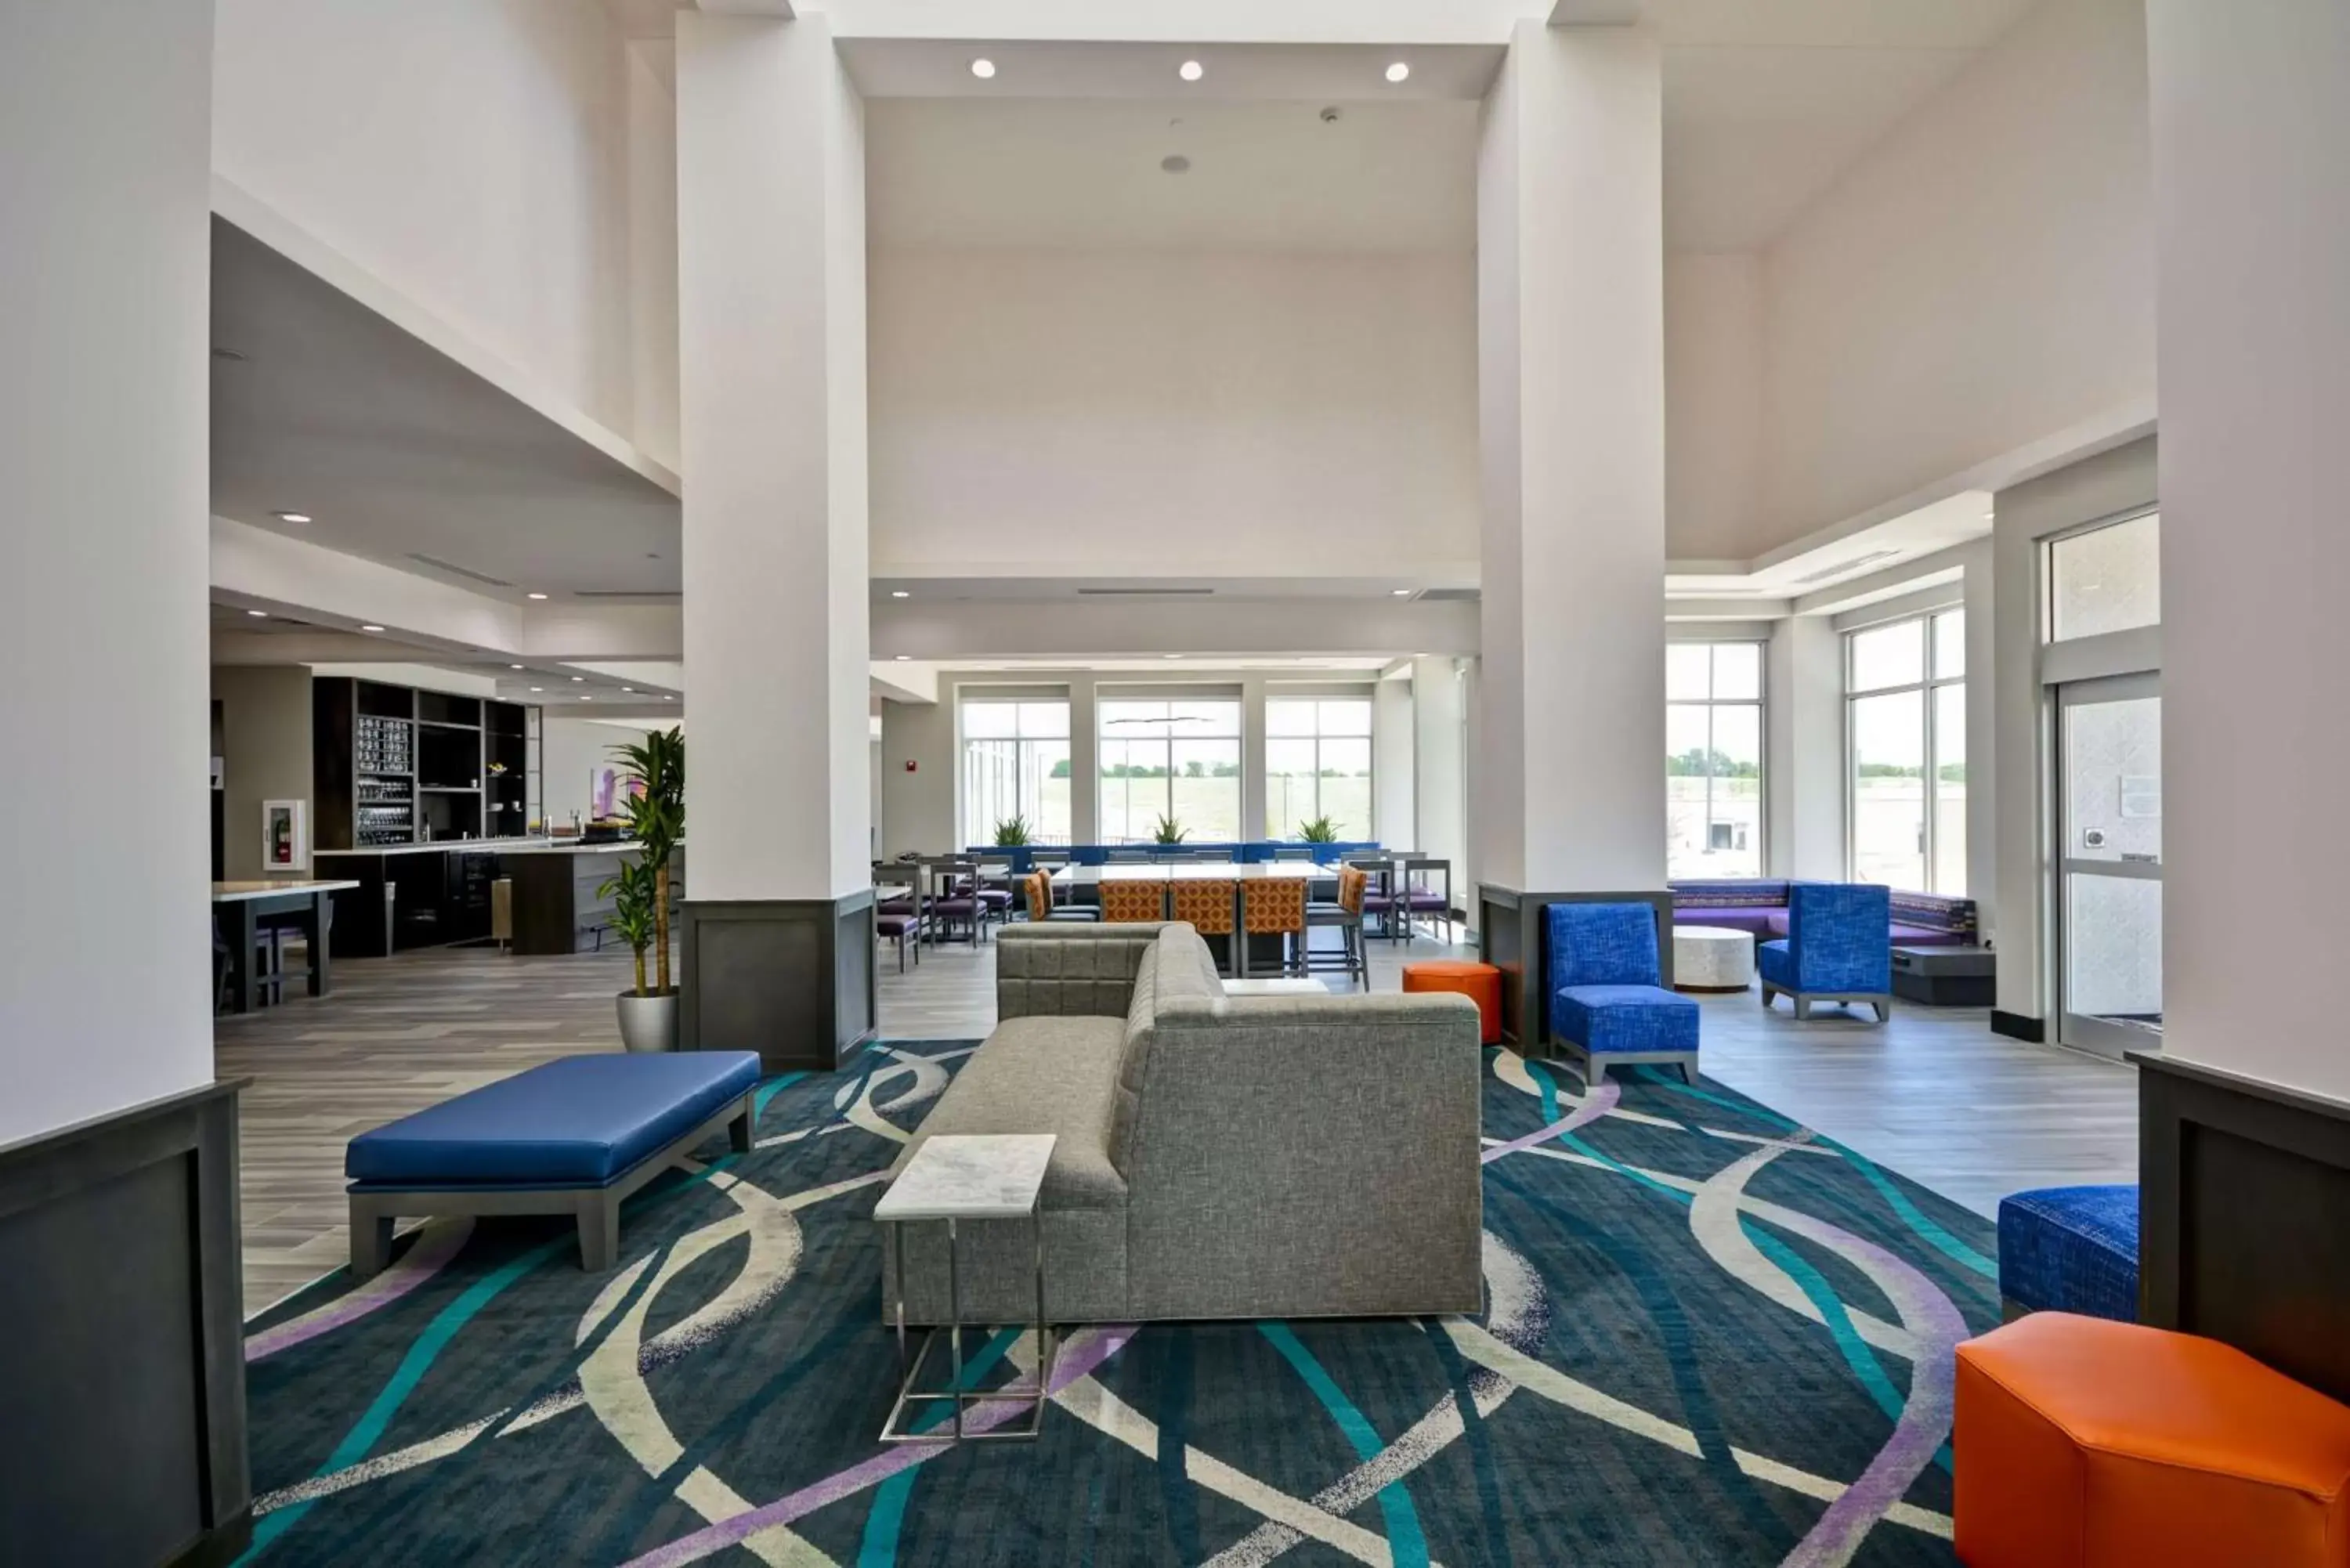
[874,1133,1057,1443]
[1673,925,1757,992]
[1221,977,1332,997]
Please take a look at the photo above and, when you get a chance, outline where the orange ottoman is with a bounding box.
[1956,1312,2350,1567]
[1401,960,1502,1044]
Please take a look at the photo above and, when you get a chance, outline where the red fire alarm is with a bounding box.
[905,760,917,772]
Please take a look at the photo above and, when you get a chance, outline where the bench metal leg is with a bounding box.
[577,1190,620,1273]
[728,1093,754,1154]
[350,1199,393,1280]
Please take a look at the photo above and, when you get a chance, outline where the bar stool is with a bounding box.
[1099,880,1166,923]
[1306,865,1372,989]
[1240,876,1310,977]
[1170,878,1240,975]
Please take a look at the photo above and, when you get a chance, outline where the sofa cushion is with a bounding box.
[1553,984,1699,1056]
[1998,1184,2140,1321]
[1670,878,1791,909]
[1891,923,1969,946]
[1111,926,1227,1177]
[1676,905,1780,938]
[891,1016,1130,1209]
[345,1051,761,1187]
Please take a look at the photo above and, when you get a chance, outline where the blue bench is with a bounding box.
[345,1051,763,1275]
[1997,1184,2140,1322]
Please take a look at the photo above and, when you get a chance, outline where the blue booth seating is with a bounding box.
[1546,901,1700,1086]
[1758,882,1893,1021]
[1997,1184,2140,1322]
[345,1051,762,1275]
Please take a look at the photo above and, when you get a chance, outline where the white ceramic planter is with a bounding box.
[616,989,678,1053]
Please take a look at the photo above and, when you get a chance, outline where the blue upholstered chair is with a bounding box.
[1758,882,1893,1021]
[1545,901,1700,1086]
[1998,1185,2139,1322]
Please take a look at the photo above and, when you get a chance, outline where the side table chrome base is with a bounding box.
[880,1213,1055,1444]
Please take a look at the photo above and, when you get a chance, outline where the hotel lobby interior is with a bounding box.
[8,1,2350,1564]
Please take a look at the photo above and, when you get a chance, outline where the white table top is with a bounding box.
[1051,862,1329,883]
[1222,977,1332,996]
[1674,925,1755,943]
[212,880,362,901]
[873,1133,1057,1223]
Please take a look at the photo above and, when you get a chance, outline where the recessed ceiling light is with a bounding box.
[273,511,312,525]
[969,57,995,79]
[663,695,675,701]
[1163,652,1183,659]
[579,695,592,702]
[530,686,544,692]
[1384,61,1411,84]
[890,590,909,598]
[1390,588,1412,597]
[247,609,267,617]
[527,591,549,601]
[510,663,525,670]
[570,675,584,682]
[895,654,910,661]
[621,686,634,692]
[361,624,385,633]
[1178,60,1203,82]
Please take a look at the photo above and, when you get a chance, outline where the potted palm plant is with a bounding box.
[603,728,684,1051]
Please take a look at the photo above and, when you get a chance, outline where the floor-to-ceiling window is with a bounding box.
[1666,641,1764,878]
[1266,695,1374,840]
[1097,694,1242,843]
[1846,609,1966,891]
[960,696,1072,845]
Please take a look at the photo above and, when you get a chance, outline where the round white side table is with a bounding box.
[1673,925,1756,992]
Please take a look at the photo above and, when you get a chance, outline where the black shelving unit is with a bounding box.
[313,679,537,851]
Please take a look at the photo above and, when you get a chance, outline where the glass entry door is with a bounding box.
[2055,674,2162,1055]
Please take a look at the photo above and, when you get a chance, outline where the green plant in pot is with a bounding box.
[1296,815,1340,844]
[1151,814,1188,845]
[603,727,684,1051]
[992,815,1032,847]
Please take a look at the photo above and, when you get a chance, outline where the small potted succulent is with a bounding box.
[1296,815,1340,844]
[1151,815,1188,845]
[603,728,683,1051]
[993,815,1032,847]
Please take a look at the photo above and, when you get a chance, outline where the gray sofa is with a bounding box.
[880,921,1484,1324]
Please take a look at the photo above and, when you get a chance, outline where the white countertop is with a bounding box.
[873,1133,1057,1223]
[212,880,361,901]
[314,838,676,858]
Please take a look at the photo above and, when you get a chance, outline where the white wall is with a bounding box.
[213,667,315,880]
[880,697,957,858]
[869,249,1478,577]
[2151,0,2350,1099]
[1375,677,1417,849]
[624,41,682,471]
[1758,0,2153,546]
[3,0,215,1144]
[1665,251,1766,562]
[212,0,637,438]
[541,718,658,830]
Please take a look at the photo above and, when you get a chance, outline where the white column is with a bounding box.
[1475,20,1667,892]
[1241,675,1270,840]
[1375,677,1418,847]
[1764,617,1846,882]
[1068,677,1099,846]
[676,12,869,903]
[1413,657,1471,885]
[2151,0,2350,1097]
[2,1,215,1144]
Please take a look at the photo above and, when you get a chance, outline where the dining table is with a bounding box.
[212,879,360,1013]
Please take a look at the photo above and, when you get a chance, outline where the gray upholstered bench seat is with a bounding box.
[884,1015,1133,1323]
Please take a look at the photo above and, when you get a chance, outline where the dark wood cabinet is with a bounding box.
[314,679,536,851]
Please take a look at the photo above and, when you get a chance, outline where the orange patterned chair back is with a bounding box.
[1338,864,1368,916]
[1242,876,1308,935]
[1100,880,1166,923]
[1169,878,1238,935]
[1024,870,1051,922]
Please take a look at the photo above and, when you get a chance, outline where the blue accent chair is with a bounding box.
[1758,882,1893,1021]
[1998,1185,2140,1322]
[1545,901,1700,1086]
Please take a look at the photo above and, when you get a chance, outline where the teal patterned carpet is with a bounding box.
[239,1042,2000,1566]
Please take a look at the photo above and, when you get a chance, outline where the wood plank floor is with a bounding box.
[218,923,2135,1314]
